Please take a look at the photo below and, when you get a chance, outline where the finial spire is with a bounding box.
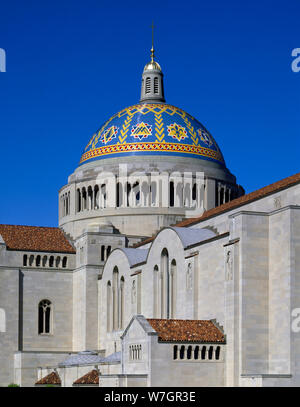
[140,22,165,104]
[151,21,155,62]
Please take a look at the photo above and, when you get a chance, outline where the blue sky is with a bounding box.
[0,0,299,226]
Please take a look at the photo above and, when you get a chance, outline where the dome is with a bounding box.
[143,60,162,72]
[79,103,225,167]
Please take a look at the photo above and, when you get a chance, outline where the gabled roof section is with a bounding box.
[35,371,61,385]
[120,314,157,340]
[73,369,99,385]
[121,248,149,267]
[102,351,121,363]
[58,351,104,367]
[176,171,300,228]
[147,319,225,343]
[133,171,300,248]
[170,227,216,248]
[0,224,75,253]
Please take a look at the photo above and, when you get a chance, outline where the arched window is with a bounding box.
[106,246,111,258]
[107,281,112,332]
[161,249,169,318]
[116,182,122,208]
[153,265,159,317]
[179,345,185,359]
[62,257,67,268]
[120,277,125,329]
[170,259,176,318]
[173,345,178,360]
[94,185,99,209]
[29,255,34,267]
[169,181,174,207]
[208,346,214,360]
[49,256,54,267]
[68,191,70,215]
[187,345,192,360]
[154,77,159,94]
[113,267,119,331]
[77,189,81,212]
[38,300,52,334]
[87,186,93,210]
[215,346,221,360]
[145,77,151,94]
[101,245,105,262]
[192,183,197,201]
[23,254,27,266]
[126,183,131,207]
[36,255,41,267]
[100,184,106,208]
[194,346,199,360]
[201,346,206,360]
[132,182,140,206]
[42,256,47,267]
[55,256,61,268]
[184,183,191,207]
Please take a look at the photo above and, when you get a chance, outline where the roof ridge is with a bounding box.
[0,224,60,229]
[133,171,300,248]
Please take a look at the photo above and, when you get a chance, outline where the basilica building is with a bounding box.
[0,47,300,387]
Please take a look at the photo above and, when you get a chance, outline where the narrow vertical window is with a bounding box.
[120,277,125,329]
[169,181,174,207]
[55,256,61,268]
[106,246,111,258]
[173,345,178,360]
[113,267,119,331]
[101,246,105,262]
[36,255,41,267]
[187,345,192,360]
[145,77,151,94]
[38,300,52,334]
[62,257,67,268]
[154,77,159,94]
[192,183,197,201]
[107,281,112,332]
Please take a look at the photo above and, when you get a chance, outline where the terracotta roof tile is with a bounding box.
[73,369,99,385]
[147,319,225,343]
[35,371,61,385]
[0,224,75,253]
[133,171,300,248]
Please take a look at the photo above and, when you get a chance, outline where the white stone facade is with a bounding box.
[1,54,300,387]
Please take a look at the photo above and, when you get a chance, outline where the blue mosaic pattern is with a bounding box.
[80,103,225,166]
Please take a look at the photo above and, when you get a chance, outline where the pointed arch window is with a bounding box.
[38,300,52,334]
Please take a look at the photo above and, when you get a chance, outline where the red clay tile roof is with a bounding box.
[73,369,99,385]
[0,224,75,253]
[133,171,300,248]
[147,319,225,343]
[35,371,61,385]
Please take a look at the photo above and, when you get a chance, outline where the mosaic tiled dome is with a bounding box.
[79,103,225,166]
